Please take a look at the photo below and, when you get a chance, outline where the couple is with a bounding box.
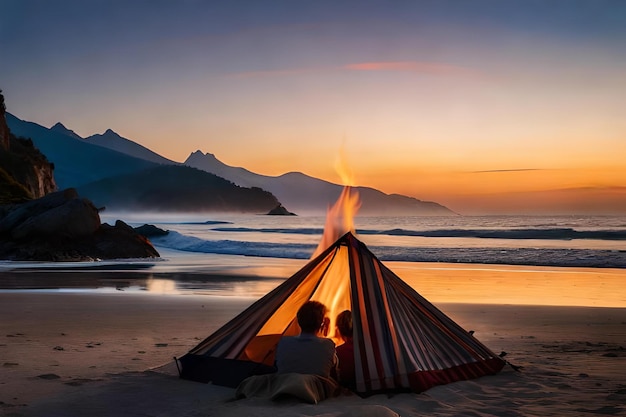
[235,300,355,403]
[276,301,355,389]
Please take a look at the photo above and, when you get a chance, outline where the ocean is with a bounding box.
[121,213,626,268]
[1,213,625,307]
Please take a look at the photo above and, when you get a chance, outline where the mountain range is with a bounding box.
[6,113,455,216]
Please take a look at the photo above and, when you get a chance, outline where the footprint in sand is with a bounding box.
[64,378,100,386]
[37,373,61,380]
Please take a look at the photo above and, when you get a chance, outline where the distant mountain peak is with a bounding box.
[190,150,215,157]
[102,128,120,137]
[188,150,218,161]
[84,128,124,141]
[50,122,83,140]
[83,127,175,165]
[184,151,455,215]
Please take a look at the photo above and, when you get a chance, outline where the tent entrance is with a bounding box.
[238,244,352,367]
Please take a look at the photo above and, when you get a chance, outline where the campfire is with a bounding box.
[311,185,361,259]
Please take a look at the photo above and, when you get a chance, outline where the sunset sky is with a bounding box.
[1,1,625,214]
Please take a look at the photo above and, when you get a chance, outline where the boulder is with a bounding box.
[134,224,169,238]
[0,188,160,261]
[11,197,100,240]
[0,188,76,233]
[93,220,160,259]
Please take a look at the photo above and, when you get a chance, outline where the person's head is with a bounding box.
[297,301,327,334]
[336,310,352,340]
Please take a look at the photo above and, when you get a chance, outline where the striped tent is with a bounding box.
[178,232,505,394]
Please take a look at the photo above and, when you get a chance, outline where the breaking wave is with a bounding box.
[211,227,626,241]
[151,231,626,268]
[150,231,314,260]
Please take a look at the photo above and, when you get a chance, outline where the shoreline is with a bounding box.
[2,256,625,308]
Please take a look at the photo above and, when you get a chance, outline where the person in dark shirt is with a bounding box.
[275,301,338,379]
[335,310,355,388]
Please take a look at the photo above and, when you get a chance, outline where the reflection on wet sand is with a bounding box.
[1,260,624,307]
[0,270,283,299]
[390,262,626,308]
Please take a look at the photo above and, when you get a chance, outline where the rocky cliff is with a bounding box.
[0,90,9,151]
[0,90,56,203]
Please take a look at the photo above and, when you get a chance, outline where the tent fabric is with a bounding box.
[178,232,505,394]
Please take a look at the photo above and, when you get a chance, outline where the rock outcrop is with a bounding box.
[134,224,169,238]
[0,188,160,261]
[266,204,296,216]
[0,90,56,203]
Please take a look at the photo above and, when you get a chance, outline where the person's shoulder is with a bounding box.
[336,339,353,353]
[279,336,299,343]
[318,337,336,348]
[277,336,298,348]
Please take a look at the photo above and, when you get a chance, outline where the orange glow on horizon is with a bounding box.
[352,164,626,215]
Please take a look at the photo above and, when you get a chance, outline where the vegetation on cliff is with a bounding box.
[0,90,56,204]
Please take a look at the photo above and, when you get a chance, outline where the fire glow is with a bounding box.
[305,152,362,339]
[308,184,360,342]
[312,186,361,258]
[311,150,362,258]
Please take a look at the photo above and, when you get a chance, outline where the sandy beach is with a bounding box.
[1,263,625,417]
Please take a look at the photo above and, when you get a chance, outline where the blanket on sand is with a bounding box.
[235,373,341,404]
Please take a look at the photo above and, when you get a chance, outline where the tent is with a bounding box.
[177,231,505,395]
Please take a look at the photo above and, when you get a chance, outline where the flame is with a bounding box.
[334,143,355,186]
[311,144,361,258]
[310,186,359,344]
[311,186,361,258]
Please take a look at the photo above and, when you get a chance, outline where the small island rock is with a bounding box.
[266,204,296,216]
